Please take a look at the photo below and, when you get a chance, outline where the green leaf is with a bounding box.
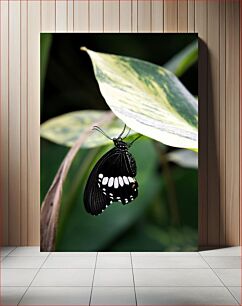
[167,149,198,169]
[164,40,198,77]
[41,34,52,110]
[40,110,137,148]
[41,139,69,202]
[145,225,198,251]
[82,47,198,150]
[170,167,198,229]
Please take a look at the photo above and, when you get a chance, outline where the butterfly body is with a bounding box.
[84,137,138,216]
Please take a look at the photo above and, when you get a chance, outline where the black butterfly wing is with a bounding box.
[84,147,138,215]
[84,148,117,215]
[97,151,138,205]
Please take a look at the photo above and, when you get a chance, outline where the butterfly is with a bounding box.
[84,124,141,216]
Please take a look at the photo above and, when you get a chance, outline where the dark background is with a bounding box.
[41,34,197,123]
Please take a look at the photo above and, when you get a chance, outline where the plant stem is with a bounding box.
[156,143,180,227]
[40,111,115,251]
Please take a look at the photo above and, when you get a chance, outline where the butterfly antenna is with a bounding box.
[92,126,112,140]
[123,127,131,139]
[118,124,126,139]
[128,135,142,147]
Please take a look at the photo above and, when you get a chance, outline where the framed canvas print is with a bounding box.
[40,34,198,252]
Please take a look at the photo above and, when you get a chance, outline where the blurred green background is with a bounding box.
[41,34,198,251]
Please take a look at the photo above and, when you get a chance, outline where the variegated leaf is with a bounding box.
[82,47,198,150]
[41,110,136,148]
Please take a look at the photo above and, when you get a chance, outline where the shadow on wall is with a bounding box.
[198,38,221,250]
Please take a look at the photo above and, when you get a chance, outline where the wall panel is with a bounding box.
[138,0,151,32]
[20,0,28,245]
[27,1,41,245]
[120,0,132,32]
[225,0,240,246]
[219,0,226,246]
[195,0,208,247]
[67,0,74,32]
[41,0,56,32]
[164,0,178,32]
[9,0,21,245]
[104,0,119,32]
[178,0,188,32]
[207,0,220,246]
[132,0,138,32]
[56,0,67,32]
[73,0,88,32]
[0,0,9,245]
[90,0,103,32]
[0,0,241,248]
[188,0,195,32]
[151,0,163,32]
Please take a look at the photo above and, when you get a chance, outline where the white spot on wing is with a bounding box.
[108,177,114,187]
[114,177,119,188]
[123,176,129,185]
[128,176,134,183]
[99,173,103,179]
[118,176,124,187]
[102,177,108,185]
[118,199,122,202]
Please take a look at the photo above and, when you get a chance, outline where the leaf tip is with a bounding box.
[80,46,88,52]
